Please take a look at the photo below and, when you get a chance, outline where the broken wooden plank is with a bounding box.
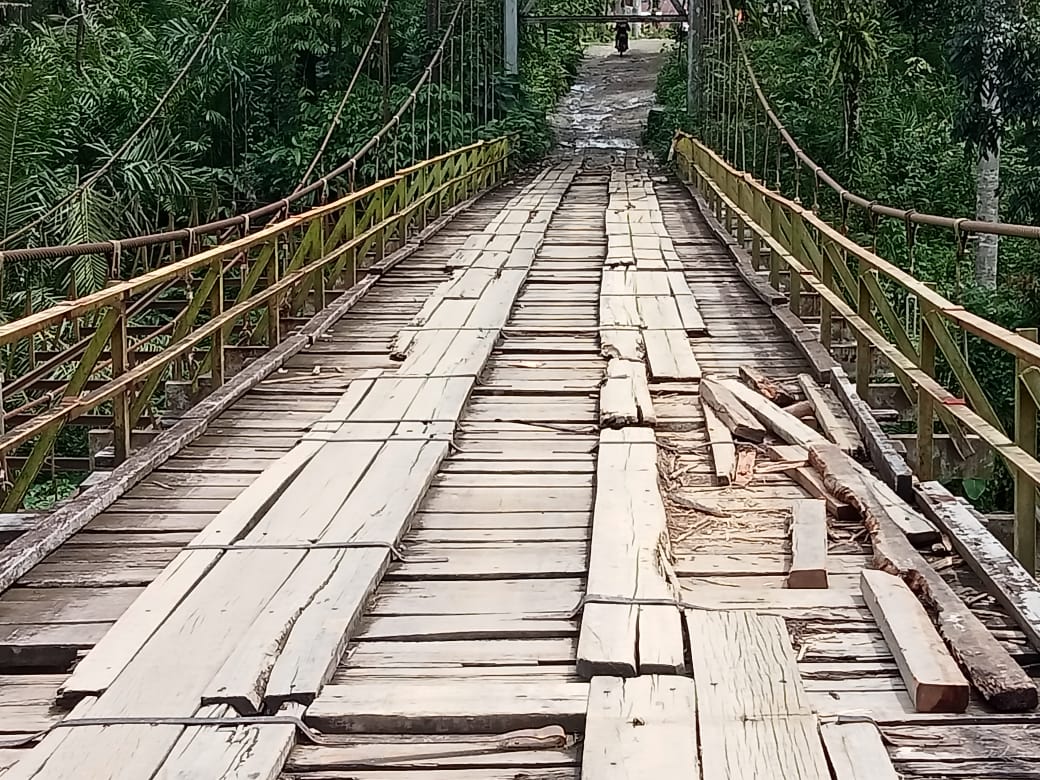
[787,465,857,522]
[917,481,1040,653]
[820,722,900,780]
[600,359,655,428]
[153,702,302,779]
[644,329,701,381]
[722,378,824,447]
[739,366,796,406]
[700,378,766,443]
[797,374,865,458]
[685,609,830,779]
[810,441,1038,711]
[600,328,643,362]
[306,680,590,734]
[732,448,756,487]
[860,568,970,713]
[701,402,735,486]
[578,428,682,678]
[582,676,698,779]
[788,499,828,589]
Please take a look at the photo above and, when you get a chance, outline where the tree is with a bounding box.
[797,0,821,42]
[949,0,1040,289]
[827,0,881,154]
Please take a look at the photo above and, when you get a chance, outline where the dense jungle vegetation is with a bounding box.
[654,0,1040,507]
[0,0,598,505]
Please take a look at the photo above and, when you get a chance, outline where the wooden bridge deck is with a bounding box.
[0,156,1039,779]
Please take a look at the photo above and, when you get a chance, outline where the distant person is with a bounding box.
[615,20,630,56]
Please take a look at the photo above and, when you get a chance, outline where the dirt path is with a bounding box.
[550,38,668,151]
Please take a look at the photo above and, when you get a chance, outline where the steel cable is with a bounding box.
[293,0,392,195]
[0,0,233,249]
[0,0,467,263]
[716,0,1040,240]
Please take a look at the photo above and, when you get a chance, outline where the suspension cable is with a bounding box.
[293,0,391,195]
[713,0,1040,240]
[1,0,233,249]
[1,0,468,262]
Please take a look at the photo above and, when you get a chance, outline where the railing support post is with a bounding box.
[917,301,937,482]
[820,249,834,351]
[110,293,131,466]
[855,262,871,400]
[210,258,225,387]
[267,238,282,347]
[1015,327,1038,574]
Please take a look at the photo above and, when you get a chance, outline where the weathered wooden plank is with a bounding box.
[829,367,912,499]
[797,374,864,457]
[819,722,899,780]
[699,378,766,443]
[581,676,698,779]
[286,732,576,772]
[644,330,700,381]
[153,702,300,780]
[599,359,655,428]
[578,428,682,678]
[306,681,590,734]
[860,568,969,713]
[788,499,828,589]
[701,402,735,486]
[57,436,330,701]
[685,609,830,780]
[810,441,1038,711]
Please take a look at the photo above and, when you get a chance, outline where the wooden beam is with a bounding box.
[722,378,823,446]
[700,377,766,443]
[860,568,970,712]
[787,499,828,589]
[810,441,1038,711]
[917,481,1040,653]
[797,373,865,457]
[701,402,735,486]
[829,366,913,499]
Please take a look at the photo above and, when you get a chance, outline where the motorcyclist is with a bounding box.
[615,20,629,55]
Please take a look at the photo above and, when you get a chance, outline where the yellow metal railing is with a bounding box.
[674,132,1040,572]
[0,137,512,509]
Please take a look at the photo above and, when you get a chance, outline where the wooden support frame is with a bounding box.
[674,132,1040,571]
[0,137,513,509]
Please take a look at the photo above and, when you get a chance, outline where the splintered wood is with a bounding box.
[11,167,578,780]
[600,359,655,427]
[810,441,1039,712]
[578,428,683,677]
[599,169,702,380]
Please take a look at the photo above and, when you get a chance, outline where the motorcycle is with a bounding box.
[615,25,629,56]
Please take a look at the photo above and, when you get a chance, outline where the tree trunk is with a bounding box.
[974,6,1002,290]
[974,145,1000,289]
[798,0,822,42]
